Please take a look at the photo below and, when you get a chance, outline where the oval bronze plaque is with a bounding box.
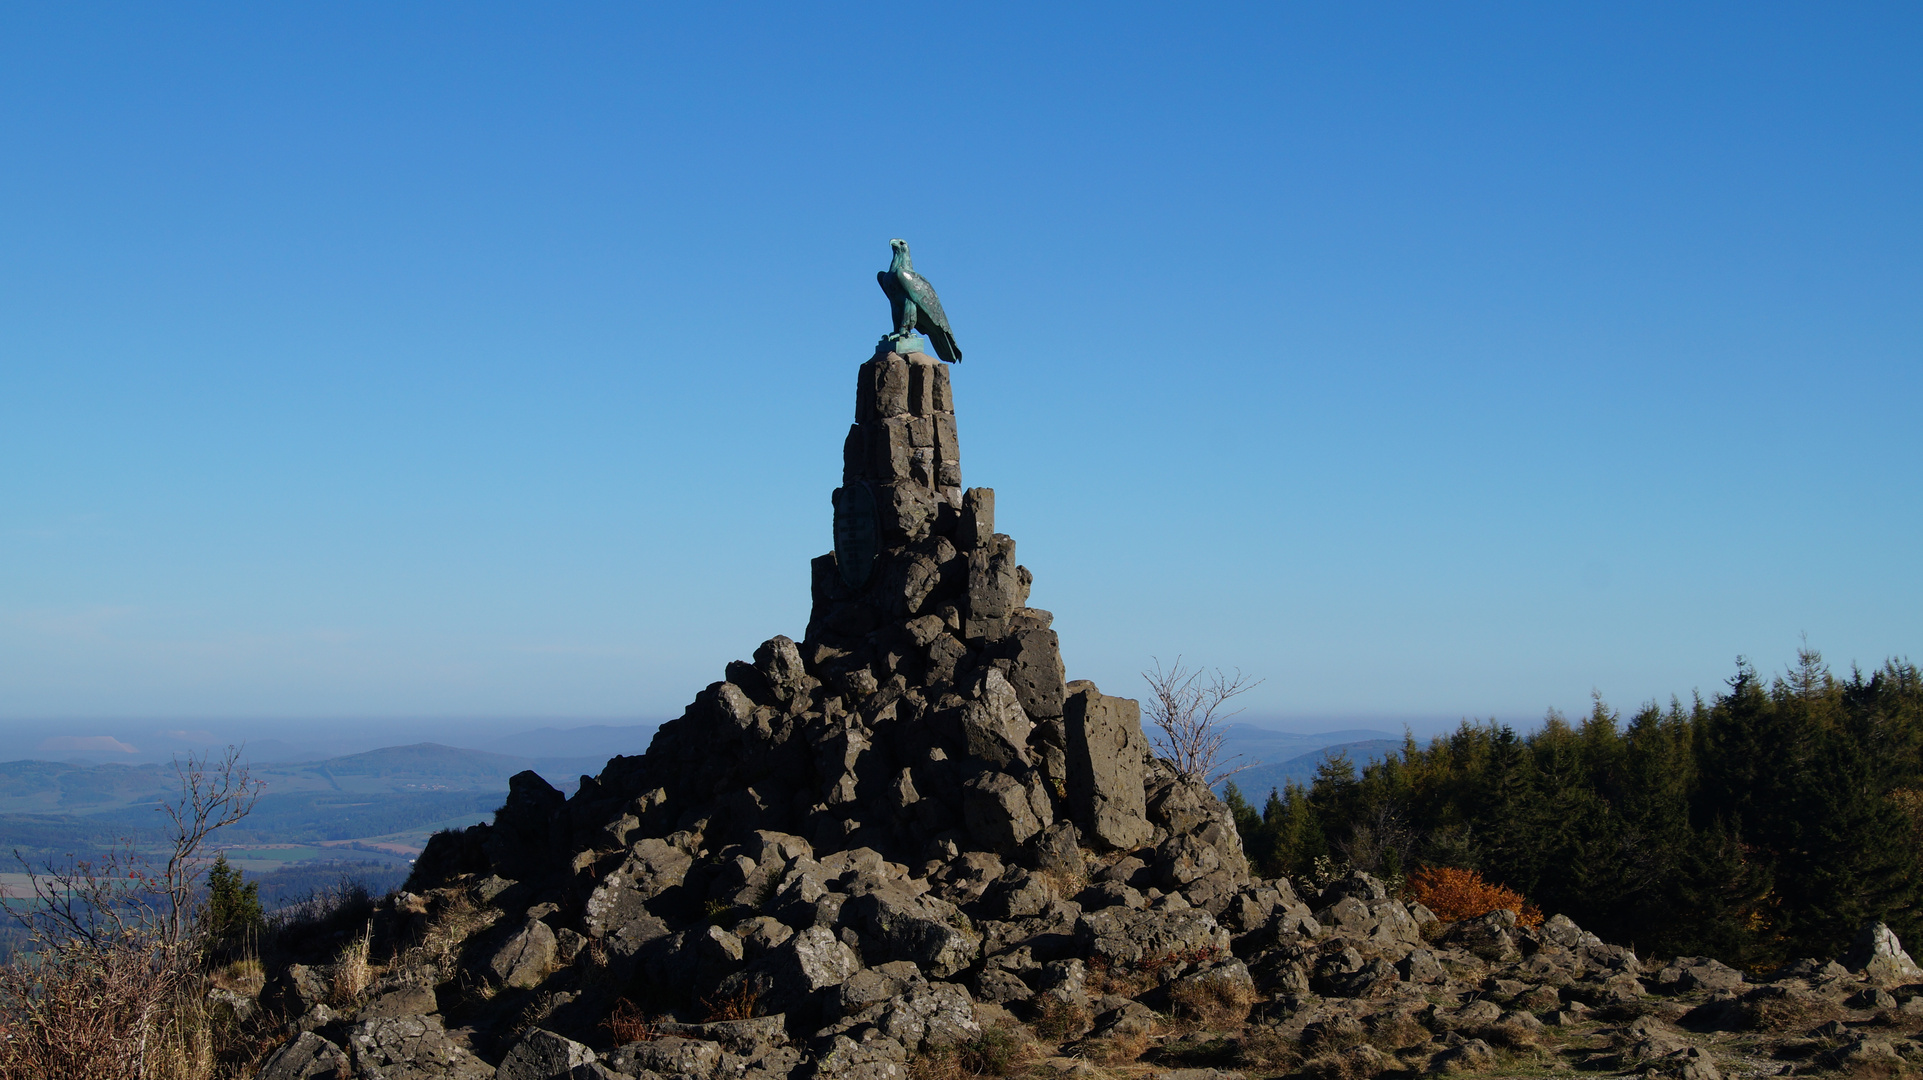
[833,481,880,589]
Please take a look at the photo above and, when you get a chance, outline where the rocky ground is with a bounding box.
[241,346,1923,1080]
[245,830,1923,1080]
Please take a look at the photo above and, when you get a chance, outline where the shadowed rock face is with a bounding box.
[248,343,1923,1080]
[414,345,1251,891]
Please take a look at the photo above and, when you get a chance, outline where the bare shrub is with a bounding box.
[1141,658,1262,785]
[154,751,264,948]
[0,747,263,1080]
[267,878,378,960]
[1134,945,1223,984]
[575,938,627,1006]
[1335,802,1417,883]
[907,1050,963,1080]
[0,938,182,1078]
[602,998,659,1045]
[700,983,761,1022]
[507,991,570,1042]
[1169,976,1256,1028]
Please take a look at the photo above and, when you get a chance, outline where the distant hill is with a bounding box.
[0,724,1399,883]
[281,743,539,792]
[267,742,610,795]
[0,740,623,879]
[1215,726,1401,767]
[486,724,658,761]
[0,742,613,816]
[1213,738,1407,799]
[0,758,174,813]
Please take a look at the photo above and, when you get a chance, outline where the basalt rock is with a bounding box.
[404,344,1245,919]
[1844,921,1923,984]
[251,337,1854,1080]
[346,1015,494,1079]
[393,343,1208,1031]
[256,1031,351,1080]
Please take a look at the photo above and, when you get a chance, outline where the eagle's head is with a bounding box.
[888,238,911,270]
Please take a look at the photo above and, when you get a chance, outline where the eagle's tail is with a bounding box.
[930,326,962,363]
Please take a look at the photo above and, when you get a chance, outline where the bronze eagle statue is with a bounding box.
[878,238,962,363]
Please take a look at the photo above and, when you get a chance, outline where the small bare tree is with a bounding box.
[13,746,262,957]
[155,747,263,949]
[0,746,262,1078]
[1142,657,1263,785]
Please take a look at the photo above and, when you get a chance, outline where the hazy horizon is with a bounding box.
[0,702,1750,768]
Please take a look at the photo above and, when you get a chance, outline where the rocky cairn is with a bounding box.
[254,347,1923,1080]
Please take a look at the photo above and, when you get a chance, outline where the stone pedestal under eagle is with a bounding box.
[878,238,962,363]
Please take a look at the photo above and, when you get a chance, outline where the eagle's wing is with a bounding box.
[901,270,962,362]
[900,271,950,332]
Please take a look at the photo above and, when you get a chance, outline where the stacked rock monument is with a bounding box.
[252,249,1923,1080]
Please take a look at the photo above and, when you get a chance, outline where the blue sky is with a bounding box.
[2,4,1918,739]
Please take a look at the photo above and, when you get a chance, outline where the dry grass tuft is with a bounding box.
[1084,947,1224,1001]
[700,983,761,1022]
[417,891,491,982]
[1365,1010,1430,1051]
[1039,865,1088,902]
[508,991,568,1040]
[912,1024,1038,1080]
[330,925,374,1007]
[1168,976,1256,1029]
[208,958,264,995]
[1829,1053,1909,1080]
[1083,956,1148,999]
[1029,995,1091,1041]
[603,998,660,1045]
[1300,1045,1391,1080]
[1743,990,1846,1032]
[1235,1026,1302,1071]
[1476,1019,1540,1050]
[1083,1027,1153,1066]
[1302,1015,1368,1056]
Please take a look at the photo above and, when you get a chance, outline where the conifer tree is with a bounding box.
[1213,650,1923,961]
[1262,781,1326,879]
[201,852,264,959]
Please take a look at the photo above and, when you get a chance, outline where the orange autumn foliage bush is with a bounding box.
[1408,866,1543,928]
